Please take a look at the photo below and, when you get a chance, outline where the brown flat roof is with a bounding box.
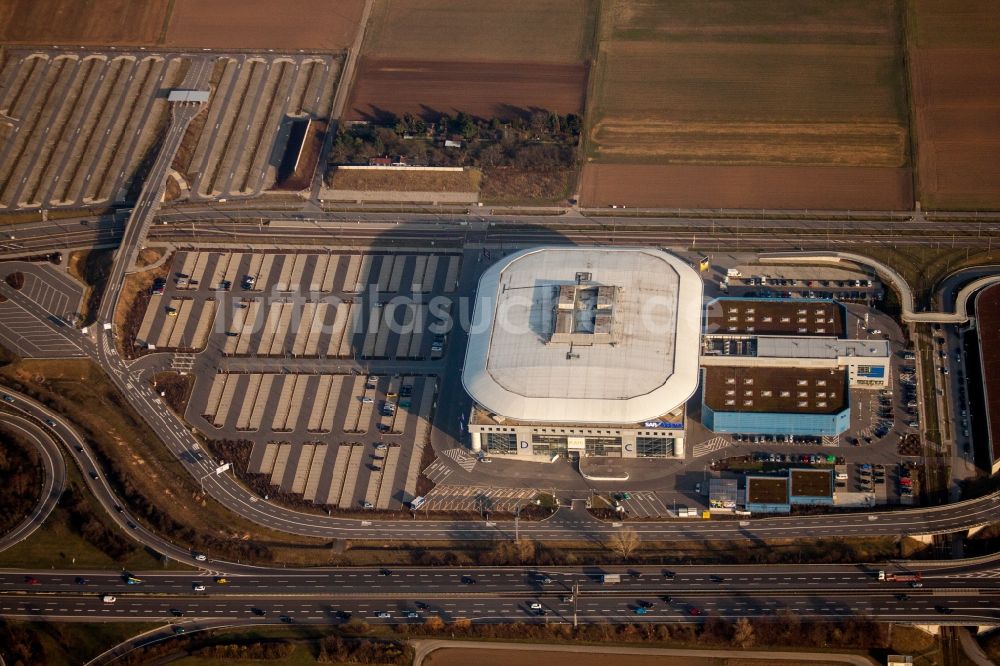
[705,299,844,337]
[747,477,788,505]
[703,366,847,414]
[978,284,1000,463]
[790,469,833,498]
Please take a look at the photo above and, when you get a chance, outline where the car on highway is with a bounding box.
[633,607,649,615]
[529,602,543,610]
[74,577,88,585]
[406,611,420,618]
[45,418,56,427]
[637,600,655,609]
[24,576,38,585]
[172,626,186,634]
[379,568,392,576]
[688,606,702,616]
[193,553,207,562]
[192,584,206,591]
[280,615,292,623]
[215,577,228,585]
[2,394,14,403]
[935,605,953,614]
[376,611,392,619]
[251,608,266,616]
[102,595,116,604]
[171,609,184,617]
[461,576,477,585]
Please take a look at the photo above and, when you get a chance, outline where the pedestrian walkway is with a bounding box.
[692,436,732,458]
[171,353,195,372]
[441,447,478,472]
[423,485,537,513]
[422,459,453,484]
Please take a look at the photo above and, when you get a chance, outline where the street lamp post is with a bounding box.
[514,499,522,542]
[573,581,580,628]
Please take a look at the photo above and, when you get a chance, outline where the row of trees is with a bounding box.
[193,641,294,660]
[328,109,581,173]
[393,613,892,651]
[317,635,413,665]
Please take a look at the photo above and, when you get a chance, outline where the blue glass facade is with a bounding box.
[702,404,850,436]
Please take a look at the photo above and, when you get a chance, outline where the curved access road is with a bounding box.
[3,384,999,555]
[0,388,214,570]
[0,410,65,552]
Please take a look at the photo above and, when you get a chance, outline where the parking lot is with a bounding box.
[152,248,465,511]
[0,48,341,211]
[135,250,461,357]
[0,261,85,358]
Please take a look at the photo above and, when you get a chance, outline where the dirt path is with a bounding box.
[411,639,877,666]
[311,0,376,200]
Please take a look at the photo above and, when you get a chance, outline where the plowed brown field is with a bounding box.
[0,0,170,44]
[364,0,597,63]
[580,164,913,211]
[908,1,1000,209]
[346,59,588,121]
[165,0,365,50]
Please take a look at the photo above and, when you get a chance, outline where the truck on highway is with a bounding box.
[599,573,621,584]
[878,570,922,583]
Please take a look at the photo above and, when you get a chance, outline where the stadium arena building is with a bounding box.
[462,247,703,460]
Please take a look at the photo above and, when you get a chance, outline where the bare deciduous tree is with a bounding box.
[610,527,641,560]
[732,617,756,648]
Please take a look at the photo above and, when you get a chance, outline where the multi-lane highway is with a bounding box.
[3,207,1000,259]
[2,561,999,626]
